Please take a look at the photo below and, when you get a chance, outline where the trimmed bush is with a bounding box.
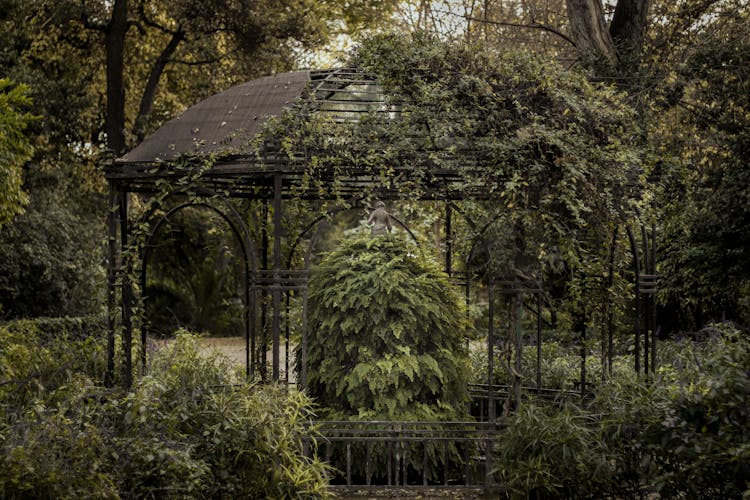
[302,232,472,483]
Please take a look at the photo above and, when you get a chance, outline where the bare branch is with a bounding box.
[169,47,242,67]
[463,14,577,47]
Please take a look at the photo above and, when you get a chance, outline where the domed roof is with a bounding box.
[120,71,311,163]
[118,68,386,164]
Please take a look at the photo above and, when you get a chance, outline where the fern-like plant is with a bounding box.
[304,232,470,421]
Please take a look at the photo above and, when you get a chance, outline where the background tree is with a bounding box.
[0,1,109,319]
[652,1,750,329]
[32,0,401,153]
[0,178,105,319]
[394,1,649,75]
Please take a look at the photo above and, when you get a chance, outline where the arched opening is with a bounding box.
[143,205,245,338]
[138,198,256,376]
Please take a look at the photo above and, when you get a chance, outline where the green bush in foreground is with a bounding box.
[0,316,107,416]
[495,324,750,499]
[598,324,750,499]
[495,404,612,499]
[0,325,329,499]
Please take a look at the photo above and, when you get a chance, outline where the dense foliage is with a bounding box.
[1,0,749,496]
[654,4,750,329]
[0,322,329,498]
[266,33,646,343]
[0,79,33,229]
[305,232,470,421]
[494,323,750,499]
[598,325,750,499]
[0,0,398,321]
[0,176,106,319]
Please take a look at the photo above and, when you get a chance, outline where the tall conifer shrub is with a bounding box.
[305,232,470,421]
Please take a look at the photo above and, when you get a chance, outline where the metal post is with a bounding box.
[285,290,290,385]
[272,174,282,381]
[488,281,495,423]
[606,227,618,378]
[105,183,118,387]
[247,204,257,379]
[119,190,133,388]
[644,283,650,380]
[651,222,658,375]
[536,294,542,395]
[300,238,313,389]
[513,293,523,409]
[251,252,255,380]
[635,269,641,376]
[445,203,452,276]
[629,227,642,376]
[579,309,586,401]
[260,201,269,380]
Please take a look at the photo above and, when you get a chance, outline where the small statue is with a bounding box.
[367,201,392,236]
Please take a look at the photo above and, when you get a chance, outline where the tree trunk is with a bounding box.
[133,30,185,142]
[610,0,651,70]
[105,0,128,154]
[565,0,617,66]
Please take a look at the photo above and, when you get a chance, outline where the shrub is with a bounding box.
[304,233,471,421]
[2,315,106,342]
[303,232,471,482]
[643,327,750,498]
[494,404,612,499]
[122,332,330,498]
[494,325,750,499]
[595,324,750,498]
[0,316,107,415]
[469,338,634,393]
[0,377,118,499]
[0,328,330,499]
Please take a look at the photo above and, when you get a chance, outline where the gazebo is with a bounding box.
[105,65,658,429]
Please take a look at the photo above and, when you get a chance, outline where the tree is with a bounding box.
[33,0,399,153]
[0,0,400,319]
[0,79,34,228]
[394,1,651,76]
[564,0,651,72]
[652,1,750,329]
[0,169,105,319]
[0,5,109,319]
[260,32,645,360]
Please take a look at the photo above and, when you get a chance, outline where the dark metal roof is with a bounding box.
[109,68,489,201]
[120,70,311,162]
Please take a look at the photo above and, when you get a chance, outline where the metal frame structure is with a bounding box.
[105,66,658,406]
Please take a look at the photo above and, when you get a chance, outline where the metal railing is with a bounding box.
[468,383,584,420]
[304,420,505,491]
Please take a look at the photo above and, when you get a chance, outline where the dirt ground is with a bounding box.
[197,336,295,381]
[197,336,247,365]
